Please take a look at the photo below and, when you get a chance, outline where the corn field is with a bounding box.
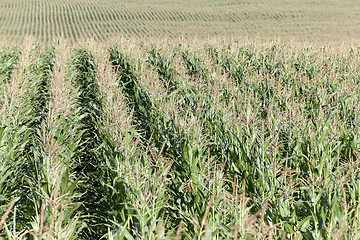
[1,40,360,239]
[1,0,360,43]
[0,0,259,42]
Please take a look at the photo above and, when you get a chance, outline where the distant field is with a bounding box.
[0,0,360,43]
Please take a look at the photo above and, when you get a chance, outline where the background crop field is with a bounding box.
[0,0,360,43]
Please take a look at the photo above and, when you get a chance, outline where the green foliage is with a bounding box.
[66,49,116,239]
[0,47,19,84]
[2,42,360,239]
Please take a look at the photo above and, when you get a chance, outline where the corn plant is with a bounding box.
[0,47,20,219]
[0,47,20,107]
[0,47,19,84]
[66,49,116,239]
[0,46,67,236]
[110,47,210,237]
